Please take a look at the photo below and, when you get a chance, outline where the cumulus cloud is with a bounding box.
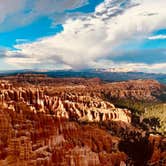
[0,0,88,31]
[4,0,166,72]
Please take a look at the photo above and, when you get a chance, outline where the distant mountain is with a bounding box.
[95,68,135,72]
[0,68,166,84]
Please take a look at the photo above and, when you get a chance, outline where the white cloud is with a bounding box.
[33,0,88,13]
[121,62,166,73]
[148,34,166,40]
[4,0,166,72]
[0,0,26,23]
[118,63,166,73]
[6,57,40,66]
[0,0,88,31]
[91,59,166,73]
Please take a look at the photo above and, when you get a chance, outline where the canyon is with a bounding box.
[0,75,165,166]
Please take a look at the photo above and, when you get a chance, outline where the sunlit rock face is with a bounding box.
[42,95,131,123]
[0,82,131,123]
[0,80,130,166]
[0,77,165,166]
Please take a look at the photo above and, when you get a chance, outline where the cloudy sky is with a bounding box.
[0,0,166,73]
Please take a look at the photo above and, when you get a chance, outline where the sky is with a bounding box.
[0,0,166,73]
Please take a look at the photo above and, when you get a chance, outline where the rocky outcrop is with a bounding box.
[65,146,100,166]
[102,79,164,101]
[0,80,130,166]
[0,78,165,166]
[4,74,166,102]
[0,81,131,123]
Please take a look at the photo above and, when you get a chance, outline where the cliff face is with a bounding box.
[0,77,165,166]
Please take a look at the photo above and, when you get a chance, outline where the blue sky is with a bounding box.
[0,18,63,48]
[0,0,166,73]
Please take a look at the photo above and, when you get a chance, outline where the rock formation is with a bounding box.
[0,81,131,123]
[0,76,165,166]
